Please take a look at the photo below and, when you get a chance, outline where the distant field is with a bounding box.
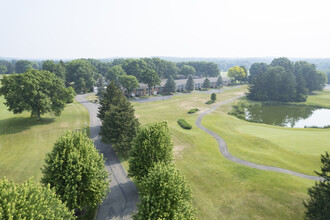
[133,86,329,219]
[0,96,89,183]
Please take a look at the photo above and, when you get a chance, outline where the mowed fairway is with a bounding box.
[133,86,329,219]
[0,96,89,183]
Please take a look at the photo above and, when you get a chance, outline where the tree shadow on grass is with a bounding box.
[0,117,55,135]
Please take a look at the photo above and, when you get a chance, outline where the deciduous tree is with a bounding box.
[105,65,126,84]
[133,163,195,220]
[66,59,97,93]
[141,68,160,96]
[180,65,196,77]
[119,75,139,97]
[228,66,246,83]
[0,178,75,219]
[0,69,75,119]
[15,60,33,73]
[41,131,109,212]
[128,121,173,181]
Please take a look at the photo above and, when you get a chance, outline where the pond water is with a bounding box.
[245,105,330,128]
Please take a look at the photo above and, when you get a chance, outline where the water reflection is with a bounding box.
[245,105,330,128]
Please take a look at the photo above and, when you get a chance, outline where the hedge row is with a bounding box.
[177,119,192,129]
[187,108,199,114]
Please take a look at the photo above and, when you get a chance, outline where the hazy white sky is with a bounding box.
[1,0,330,59]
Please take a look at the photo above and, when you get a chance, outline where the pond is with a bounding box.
[245,105,330,128]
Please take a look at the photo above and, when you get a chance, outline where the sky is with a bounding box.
[1,0,330,59]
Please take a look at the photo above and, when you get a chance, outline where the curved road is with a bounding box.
[195,95,323,181]
[76,94,138,220]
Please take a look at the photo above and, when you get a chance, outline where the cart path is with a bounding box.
[195,95,323,181]
[76,94,138,220]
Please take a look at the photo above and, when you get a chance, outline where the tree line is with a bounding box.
[247,57,327,102]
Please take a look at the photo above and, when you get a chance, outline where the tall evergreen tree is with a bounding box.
[216,75,223,87]
[98,81,124,121]
[186,75,194,92]
[202,78,211,89]
[96,76,106,99]
[164,76,176,94]
[304,152,330,219]
[100,95,140,153]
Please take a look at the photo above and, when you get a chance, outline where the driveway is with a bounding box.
[76,94,138,220]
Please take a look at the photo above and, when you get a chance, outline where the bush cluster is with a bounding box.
[228,101,249,119]
[177,119,192,129]
[188,108,199,114]
[205,100,213,105]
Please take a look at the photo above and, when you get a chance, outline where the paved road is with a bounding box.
[76,94,138,220]
[195,95,323,181]
[131,86,241,103]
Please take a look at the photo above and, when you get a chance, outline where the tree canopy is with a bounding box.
[216,75,223,87]
[41,131,109,212]
[248,58,327,102]
[42,60,66,81]
[133,163,195,220]
[228,66,246,83]
[0,178,75,219]
[180,65,196,77]
[15,60,33,73]
[66,59,97,93]
[141,68,161,96]
[128,121,173,182]
[119,75,139,97]
[122,59,148,79]
[105,65,126,83]
[202,78,211,89]
[0,69,75,119]
[304,152,330,219]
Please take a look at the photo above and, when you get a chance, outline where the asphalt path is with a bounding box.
[195,95,323,181]
[76,94,138,220]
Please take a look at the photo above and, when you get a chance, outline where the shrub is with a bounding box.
[188,108,199,114]
[228,101,249,118]
[205,100,213,105]
[211,93,216,102]
[177,119,192,129]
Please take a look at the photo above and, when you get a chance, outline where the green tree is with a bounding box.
[249,63,268,83]
[180,65,196,77]
[66,59,97,93]
[0,178,75,219]
[128,121,173,181]
[133,163,195,220]
[0,64,7,74]
[15,60,33,73]
[42,60,66,81]
[304,152,330,219]
[105,65,126,84]
[270,57,293,72]
[202,77,211,89]
[41,131,109,212]
[211,93,216,102]
[96,75,106,99]
[98,81,124,120]
[240,65,249,82]
[141,68,161,96]
[186,75,195,92]
[0,69,75,119]
[228,66,246,83]
[119,75,139,97]
[216,75,223,87]
[122,59,148,79]
[163,75,176,94]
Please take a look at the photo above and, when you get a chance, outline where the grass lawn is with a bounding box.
[0,96,89,183]
[132,86,329,219]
